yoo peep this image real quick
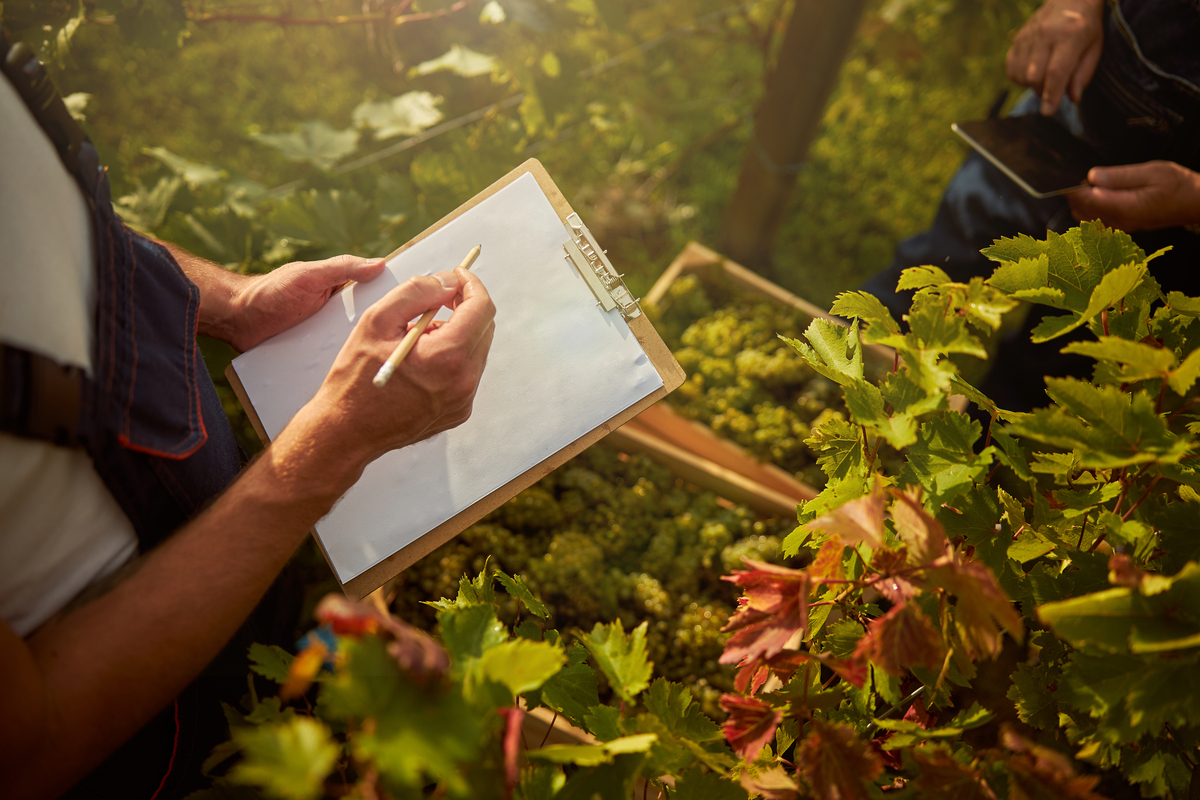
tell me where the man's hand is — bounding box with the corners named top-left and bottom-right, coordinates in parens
top-left (1006, 0), bottom-right (1104, 116)
top-left (282, 266), bottom-right (496, 488)
top-left (202, 254), bottom-right (388, 352)
top-left (1068, 161), bottom-right (1200, 232)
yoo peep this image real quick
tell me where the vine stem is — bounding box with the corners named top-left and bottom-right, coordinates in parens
top-left (1102, 308), bottom-right (1110, 337)
top-left (187, 0), bottom-right (475, 27)
top-left (538, 711), bottom-right (559, 748)
top-left (1122, 476), bottom-right (1162, 521)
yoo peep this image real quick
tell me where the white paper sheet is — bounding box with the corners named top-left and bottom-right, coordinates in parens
top-left (232, 172), bottom-right (664, 582)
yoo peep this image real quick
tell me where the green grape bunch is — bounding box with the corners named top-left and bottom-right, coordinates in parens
top-left (649, 274), bottom-right (850, 476)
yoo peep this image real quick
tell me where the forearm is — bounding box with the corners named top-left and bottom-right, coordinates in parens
top-left (158, 240), bottom-right (252, 345)
top-left (8, 407), bottom-right (366, 800)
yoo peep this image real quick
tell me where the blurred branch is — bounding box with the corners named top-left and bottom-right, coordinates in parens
top-left (185, 0), bottom-right (473, 27)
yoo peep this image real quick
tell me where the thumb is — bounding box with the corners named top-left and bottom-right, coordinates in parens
top-left (365, 271), bottom-right (463, 337)
top-left (1088, 163), bottom-right (1155, 190)
top-left (307, 254), bottom-right (388, 288)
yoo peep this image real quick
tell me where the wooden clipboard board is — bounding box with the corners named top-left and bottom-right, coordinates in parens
top-left (226, 158), bottom-right (684, 599)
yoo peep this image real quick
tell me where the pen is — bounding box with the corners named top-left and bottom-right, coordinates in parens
top-left (372, 244), bottom-right (482, 388)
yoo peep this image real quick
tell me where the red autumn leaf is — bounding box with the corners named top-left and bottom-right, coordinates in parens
top-left (902, 696), bottom-right (935, 729)
top-left (796, 718), bottom-right (883, 800)
top-left (930, 557), bottom-right (1024, 659)
top-left (733, 650), bottom-right (867, 695)
top-left (720, 693), bottom-right (783, 760)
top-left (721, 560), bottom-right (814, 665)
top-left (804, 476), bottom-right (888, 549)
top-left (810, 536), bottom-right (845, 582)
top-left (911, 747), bottom-right (998, 800)
top-left (740, 765), bottom-right (801, 799)
top-left (497, 706), bottom-right (524, 791)
top-left (889, 488), bottom-right (949, 565)
top-left (999, 728), bottom-right (1106, 800)
top-left (870, 548), bottom-right (921, 605)
top-left (852, 602), bottom-right (945, 677)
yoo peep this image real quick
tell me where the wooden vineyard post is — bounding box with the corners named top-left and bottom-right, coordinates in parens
top-left (718, 0), bottom-right (868, 274)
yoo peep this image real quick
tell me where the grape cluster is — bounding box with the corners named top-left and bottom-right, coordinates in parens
top-left (648, 274), bottom-right (849, 479)
top-left (389, 448), bottom-right (792, 708)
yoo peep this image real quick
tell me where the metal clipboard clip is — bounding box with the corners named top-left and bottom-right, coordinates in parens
top-left (562, 212), bottom-right (642, 321)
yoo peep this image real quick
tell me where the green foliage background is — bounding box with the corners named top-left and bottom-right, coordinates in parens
top-left (8, 0), bottom-right (1034, 306)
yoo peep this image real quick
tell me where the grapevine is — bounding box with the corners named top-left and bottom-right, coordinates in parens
top-left (389, 447), bottom-right (791, 715)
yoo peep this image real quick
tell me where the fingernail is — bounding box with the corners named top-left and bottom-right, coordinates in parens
top-left (1041, 99), bottom-right (1053, 116)
top-left (1090, 168), bottom-right (1106, 186)
top-left (436, 271), bottom-right (458, 290)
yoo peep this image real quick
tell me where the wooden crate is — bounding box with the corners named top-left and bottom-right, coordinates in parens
top-left (608, 242), bottom-right (896, 512)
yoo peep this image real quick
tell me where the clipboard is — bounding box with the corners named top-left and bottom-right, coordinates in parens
top-left (225, 159), bottom-right (684, 599)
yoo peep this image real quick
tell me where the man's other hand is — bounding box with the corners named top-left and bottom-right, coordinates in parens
top-left (1006, 0), bottom-right (1104, 116)
top-left (286, 267), bottom-right (496, 486)
top-left (1069, 161), bottom-right (1200, 232)
top-left (228, 255), bottom-right (388, 352)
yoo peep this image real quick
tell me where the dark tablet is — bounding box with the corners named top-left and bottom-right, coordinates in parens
top-left (952, 115), bottom-right (1105, 199)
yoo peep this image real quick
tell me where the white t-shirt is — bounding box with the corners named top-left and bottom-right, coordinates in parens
top-left (0, 76), bottom-right (138, 636)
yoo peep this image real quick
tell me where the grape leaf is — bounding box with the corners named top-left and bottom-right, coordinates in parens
top-left (437, 603), bottom-right (507, 670)
top-left (988, 253), bottom-right (1049, 294)
top-left (720, 693), bottom-right (782, 760)
top-left (911, 747), bottom-right (998, 800)
top-left (1010, 380), bottom-right (1189, 468)
top-left (248, 643), bottom-right (294, 685)
top-left (905, 299), bottom-right (987, 358)
top-left (252, 120), bottom-right (358, 170)
top-left (1060, 337), bottom-right (1175, 384)
top-left (583, 705), bottom-right (622, 742)
top-left (721, 561), bottom-right (814, 664)
top-left (583, 620), bottom-right (652, 703)
top-left (805, 417), bottom-right (867, 482)
top-left (931, 557), bottom-right (1024, 659)
top-left (1165, 290), bottom-right (1200, 317)
top-left (536, 645), bottom-right (599, 729)
top-left (644, 678), bottom-right (722, 742)
top-left (1168, 348), bottom-right (1200, 395)
top-left (1031, 262), bottom-right (1146, 342)
top-left (803, 477), bottom-right (887, 548)
top-left (983, 233), bottom-right (1048, 265)
top-left (229, 717), bottom-right (339, 800)
top-left (739, 765), bottom-right (800, 799)
top-left (1007, 662), bottom-right (1059, 729)
top-left (411, 44), bottom-right (498, 78)
top-left (515, 765), bottom-right (566, 800)
top-left (782, 319), bottom-right (864, 387)
top-left (1001, 729), bottom-right (1106, 800)
top-left (795, 718), bottom-right (883, 800)
top-left (852, 601), bottom-right (944, 676)
top-left (494, 570), bottom-right (550, 618)
top-left (144, 146), bottom-right (223, 189)
top-left (1037, 562), bottom-right (1200, 654)
top-left (352, 91), bottom-right (443, 139)
top-left (1071, 220), bottom-right (1144, 276)
top-left (900, 411), bottom-right (993, 504)
top-left (527, 734), bottom-right (657, 766)
top-left (672, 767), bottom-right (750, 800)
top-left (479, 639), bottom-right (565, 696)
top-left (829, 291), bottom-right (901, 336)
top-left (897, 265), bottom-right (952, 290)
top-left (890, 488), bottom-right (949, 565)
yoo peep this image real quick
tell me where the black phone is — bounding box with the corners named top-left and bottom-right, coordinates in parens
top-left (952, 115), bottom-right (1106, 199)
